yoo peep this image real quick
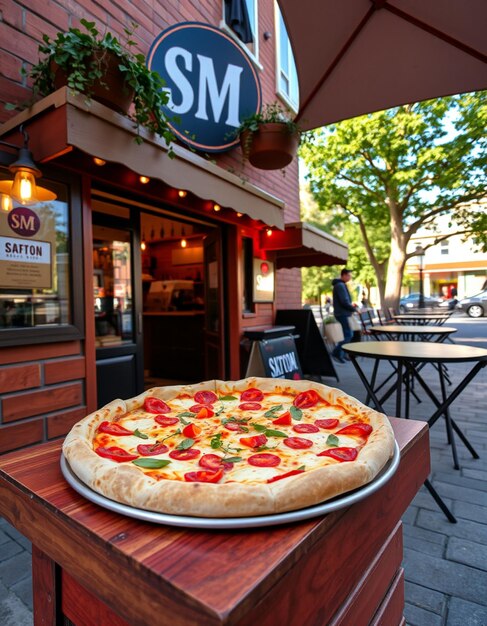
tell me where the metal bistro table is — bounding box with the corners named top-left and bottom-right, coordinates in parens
top-left (343, 341), bottom-right (487, 523)
top-left (393, 313), bottom-right (452, 326)
top-left (370, 325), bottom-right (457, 343)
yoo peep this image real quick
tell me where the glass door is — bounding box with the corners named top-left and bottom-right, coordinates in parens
top-left (93, 214), bottom-right (143, 407)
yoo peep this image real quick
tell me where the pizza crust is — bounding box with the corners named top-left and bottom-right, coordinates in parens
top-left (63, 377), bottom-right (395, 517)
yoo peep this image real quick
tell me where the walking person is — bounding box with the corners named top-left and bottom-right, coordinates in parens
top-left (332, 268), bottom-right (355, 363)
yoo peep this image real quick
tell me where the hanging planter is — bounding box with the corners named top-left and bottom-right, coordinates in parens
top-left (26, 19), bottom-right (176, 150)
top-left (50, 49), bottom-right (134, 115)
top-left (238, 102), bottom-right (300, 170)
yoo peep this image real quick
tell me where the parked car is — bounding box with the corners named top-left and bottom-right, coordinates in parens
top-left (456, 289), bottom-right (487, 318)
top-left (399, 293), bottom-right (443, 312)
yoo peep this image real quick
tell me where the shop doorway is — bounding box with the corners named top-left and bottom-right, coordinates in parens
top-left (140, 211), bottom-right (223, 387)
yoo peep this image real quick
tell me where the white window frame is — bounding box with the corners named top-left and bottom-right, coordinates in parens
top-left (274, 2), bottom-right (299, 112)
top-left (220, 0), bottom-right (261, 69)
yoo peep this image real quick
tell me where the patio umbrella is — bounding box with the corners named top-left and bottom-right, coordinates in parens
top-left (277, 0), bottom-right (487, 130)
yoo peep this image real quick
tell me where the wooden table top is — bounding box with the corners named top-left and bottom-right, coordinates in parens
top-left (343, 341), bottom-right (487, 362)
top-left (0, 418), bottom-right (426, 626)
top-left (371, 325), bottom-right (457, 335)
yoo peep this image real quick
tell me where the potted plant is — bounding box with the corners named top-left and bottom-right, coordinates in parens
top-left (237, 102), bottom-right (300, 170)
top-left (28, 19), bottom-right (175, 149)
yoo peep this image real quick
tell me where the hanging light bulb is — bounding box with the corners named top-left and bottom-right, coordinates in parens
top-left (0, 125), bottom-right (56, 204)
top-left (93, 157), bottom-right (106, 166)
top-left (236, 212), bottom-right (243, 217)
top-left (181, 238), bottom-right (187, 248)
top-left (266, 228), bottom-right (273, 237)
top-left (213, 203), bottom-right (221, 212)
top-left (140, 176), bottom-right (150, 184)
top-left (1, 193), bottom-right (13, 212)
top-left (141, 231), bottom-right (147, 251)
top-left (178, 190), bottom-right (187, 198)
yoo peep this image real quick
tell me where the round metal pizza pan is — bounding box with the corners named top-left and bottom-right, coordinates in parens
top-left (60, 441), bottom-right (400, 529)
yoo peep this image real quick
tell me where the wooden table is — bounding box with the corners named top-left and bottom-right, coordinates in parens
top-left (0, 418), bottom-right (428, 626)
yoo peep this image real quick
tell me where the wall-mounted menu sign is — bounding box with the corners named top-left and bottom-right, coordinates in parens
top-left (0, 235), bottom-right (52, 288)
top-left (253, 258), bottom-right (274, 302)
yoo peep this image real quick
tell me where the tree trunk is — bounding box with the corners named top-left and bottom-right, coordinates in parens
top-left (384, 247), bottom-right (406, 310)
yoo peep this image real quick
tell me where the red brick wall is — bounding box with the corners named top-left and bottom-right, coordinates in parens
top-left (0, 342), bottom-right (87, 453)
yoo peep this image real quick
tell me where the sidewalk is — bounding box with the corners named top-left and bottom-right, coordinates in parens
top-left (1, 318), bottom-right (486, 625)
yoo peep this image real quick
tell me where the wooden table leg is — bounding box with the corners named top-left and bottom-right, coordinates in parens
top-left (32, 545), bottom-right (61, 626)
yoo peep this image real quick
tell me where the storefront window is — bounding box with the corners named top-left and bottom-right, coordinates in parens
top-left (223, 0), bottom-right (258, 58)
top-left (0, 173), bottom-right (73, 331)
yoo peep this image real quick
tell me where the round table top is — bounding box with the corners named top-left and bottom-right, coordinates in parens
top-left (371, 325), bottom-right (457, 335)
top-left (343, 341), bottom-right (487, 362)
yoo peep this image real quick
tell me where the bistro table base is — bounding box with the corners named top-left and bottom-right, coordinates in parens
top-left (0, 419), bottom-right (428, 626)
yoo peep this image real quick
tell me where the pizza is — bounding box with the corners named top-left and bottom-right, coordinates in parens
top-left (62, 377), bottom-right (395, 518)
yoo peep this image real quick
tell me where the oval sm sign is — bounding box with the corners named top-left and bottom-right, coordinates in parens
top-left (7, 207), bottom-right (40, 237)
top-left (147, 22), bottom-right (261, 153)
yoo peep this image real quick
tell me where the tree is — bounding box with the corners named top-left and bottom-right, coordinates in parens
top-left (300, 92), bottom-right (487, 308)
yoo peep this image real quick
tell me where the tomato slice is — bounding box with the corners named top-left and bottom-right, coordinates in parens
top-left (224, 422), bottom-right (247, 433)
top-left (136, 443), bottom-right (169, 456)
top-left (98, 421), bottom-right (133, 436)
top-left (95, 446), bottom-right (138, 462)
top-left (155, 416), bottom-right (179, 427)
top-left (318, 447), bottom-right (358, 462)
top-left (238, 402), bottom-right (262, 411)
top-left (184, 468), bottom-right (224, 483)
top-left (195, 406), bottom-right (214, 419)
top-left (272, 411), bottom-right (292, 426)
top-left (248, 453), bottom-right (281, 467)
top-left (189, 403), bottom-right (213, 413)
top-left (335, 423), bottom-right (373, 438)
top-left (194, 390), bottom-right (218, 405)
top-left (293, 423), bottom-right (319, 434)
top-left (239, 434), bottom-right (268, 448)
top-left (293, 390), bottom-right (321, 409)
top-left (199, 454), bottom-right (232, 471)
top-left (283, 437), bottom-right (313, 449)
top-left (315, 419), bottom-right (339, 430)
top-left (169, 448), bottom-right (201, 460)
top-left (267, 468), bottom-right (305, 483)
top-left (240, 388), bottom-right (264, 402)
top-left (182, 423), bottom-right (202, 438)
top-left (144, 397), bottom-right (171, 414)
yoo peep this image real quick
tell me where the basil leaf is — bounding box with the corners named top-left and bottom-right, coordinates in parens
top-left (210, 434), bottom-right (223, 449)
top-left (215, 406), bottom-right (225, 416)
top-left (133, 429), bottom-right (148, 439)
top-left (290, 406), bottom-right (303, 421)
top-left (223, 456), bottom-right (242, 464)
top-left (265, 429), bottom-right (287, 438)
top-left (177, 411), bottom-right (196, 418)
top-left (264, 404), bottom-right (283, 417)
top-left (176, 438), bottom-right (195, 450)
top-left (297, 465), bottom-right (305, 471)
top-left (219, 395), bottom-right (237, 401)
top-left (178, 416), bottom-right (190, 425)
top-left (132, 458), bottom-right (171, 469)
top-left (253, 424), bottom-right (267, 432)
top-left (326, 434), bottom-right (339, 447)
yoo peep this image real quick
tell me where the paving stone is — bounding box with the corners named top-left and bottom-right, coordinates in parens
top-left (417, 509), bottom-right (487, 545)
top-left (0, 580), bottom-right (32, 626)
top-left (462, 467), bottom-right (487, 481)
top-left (446, 597), bottom-right (487, 626)
top-left (403, 547), bottom-right (487, 605)
top-left (432, 473), bottom-right (487, 494)
top-left (412, 490), bottom-right (453, 513)
top-left (451, 501), bottom-right (487, 525)
top-left (0, 553), bottom-right (31, 588)
top-left (0, 541), bottom-right (24, 562)
top-left (10, 577), bottom-right (33, 612)
top-left (433, 481), bottom-right (487, 507)
top-left (402, 505), bottom-right (418, 525)
top-left (0, 531), bottom-right (10, 546)
top-left (445, 536), bottom-right (487, 571)
top-left (2, 525), bottom-right (28, 545)
top-left (404, 601), bottom-right (443, 626)
top-left (404, 581), bottom-right (447, 616)
top-left (403, 533), bottom-right (445, 558)
top-left (402, 521), bottom-right (447, 546)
